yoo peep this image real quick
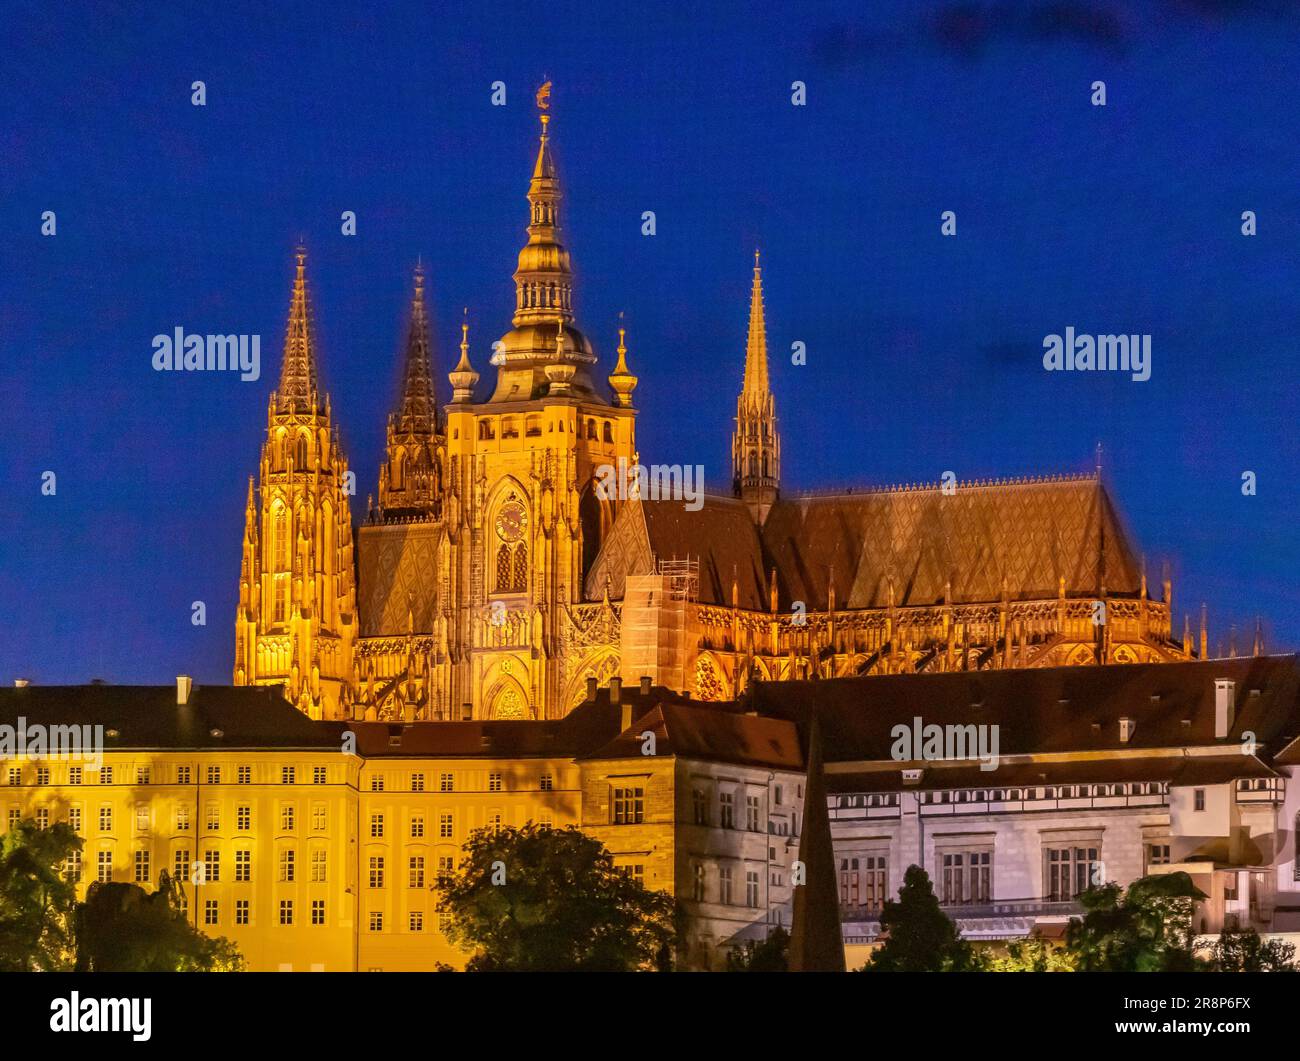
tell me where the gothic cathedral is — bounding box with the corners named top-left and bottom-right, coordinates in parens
top-left (236, 92), bottom-right (1205, 723)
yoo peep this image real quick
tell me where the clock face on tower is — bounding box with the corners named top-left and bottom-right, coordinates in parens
top-left (495, 500), bottom-right (527, 542)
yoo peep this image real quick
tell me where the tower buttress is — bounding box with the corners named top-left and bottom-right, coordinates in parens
top-left (732, 251), bottom-right (780, 522)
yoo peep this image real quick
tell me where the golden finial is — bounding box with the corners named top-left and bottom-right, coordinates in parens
top-left (536, 80), bottom-right (552, 111)
top-left (460, 306), bottom-right (469, 351)
top-left (608, 310), bottom-right (638, 408)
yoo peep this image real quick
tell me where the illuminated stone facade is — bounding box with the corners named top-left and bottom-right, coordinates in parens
top-left (234, 91), bottom-right (1204, 723)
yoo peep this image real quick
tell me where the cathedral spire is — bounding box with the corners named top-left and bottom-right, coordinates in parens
top-left (277, 244), bottom-right (320, 412)
top-left (514, 85), bottom-right (572, 329)
top-left (732, 251), bottom-right (781, 523)
top-left (392, 262), bottom-right (438, 435)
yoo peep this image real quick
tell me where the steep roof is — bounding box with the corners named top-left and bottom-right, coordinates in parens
top-left (0, 684), bottom-right (336, 750)
top-left (586, 474), bottom-right (1145, 611)
top-left (744, 654), bottom-right (1300, 763)
top-left (580, 703), bottom-right (802, 770)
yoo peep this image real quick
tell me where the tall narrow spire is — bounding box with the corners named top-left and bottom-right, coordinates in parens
top-left (732, 250), bottom-right (781, 523)
top-left (393, 263), bottom-right (437, 435)
top-left (742, 249), bottom-right (770, 396)
top-left (277, 244), bottom-right (319, 411)
top-left (449, 309), bottom-right (479, 403)
top-left (607, 312), bottom-right (638, 407)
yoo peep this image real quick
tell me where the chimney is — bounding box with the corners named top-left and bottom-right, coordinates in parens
top-left (1215, 679), bottom-right (1235, 738)
top-left (13, 678), bottom-right (29, 689)
top-left (640, 675), bottom-right (652, 696)
top-left (609, 677), bottom-right (622, 704)
top-left (620, 702), bottom-right (633, 732)
top-left (461, 702), bottom-right (473, 721)
top-left (586, 676), bottom-right (598, 702)
top-left (1119, 717), bottom-right (1135, 743)
top-left (176, 675), bottom-right (193, 705)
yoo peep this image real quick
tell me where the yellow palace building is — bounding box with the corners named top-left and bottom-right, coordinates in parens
top-left (232, 88), bottom-right (1205, 726)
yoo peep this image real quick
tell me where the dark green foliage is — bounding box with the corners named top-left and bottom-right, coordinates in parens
top-left (1065, 872), bottom-right (1206, 971)
top-left (436, 823), bottom-right (678, 971)
top-left (0, 819), bottom-right (81, 970)
top-left (727, 926), bottom-right (790, 971)
top-left (861, 864), bottom-right (976, 972)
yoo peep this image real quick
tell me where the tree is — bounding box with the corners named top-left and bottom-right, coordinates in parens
top-left (0, 819), bottom-right (81, 971)
top-left (1065, 872), bottom-right (1206, 972)
top-left (74, 873), bottom-right (244, 971)
top-left (727, 926), bottom-right (790, 971)
top-left (861, 865), bottom-right (976, 972)
top-left (982, 936), bottom-right (1076, 972)
top-left (1207, 927), bottom-right (1296, 972)
top-left (436, 823), bottom-right (678, 971)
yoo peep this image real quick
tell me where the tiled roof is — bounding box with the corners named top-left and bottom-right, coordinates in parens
top-left (580, 703), bottom-right (802, 770)
top-left (0, 684), bottom-right (337, 749)
top-left (587, 474), bottom-right (1145, 611)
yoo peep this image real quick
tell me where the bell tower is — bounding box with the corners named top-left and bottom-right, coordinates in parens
top-left (234, 246), bottom-right (358, 720)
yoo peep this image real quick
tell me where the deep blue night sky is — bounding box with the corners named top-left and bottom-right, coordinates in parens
top-left (1, 0), bottom-right (1296, 685)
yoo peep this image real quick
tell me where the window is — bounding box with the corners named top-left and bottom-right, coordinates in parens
top-left (611, 786), bottom-right (645, 825)
top-left (134, 849), bottom-right (150, 883)
top-left (411, 772), bottom-right (424, 793)
top-left (692, 788), bottom-right (709, 826)
top-left (720, 792), bottom-right (734, 830)
top-left (941, 850), bottom-right (991, 905)
top-left (746, 870), bottom-right (760, 908)
top-left (369, 856), bottom-right (384, 889)
top-left (437, 854), bottom-right (455, 884)
top-left (313, 766), bottom-right (327, 785)
top-left (693, 864), bottom-right (706, 902)
top-left (173, 849), bottom-right (190, 883)
top-left (97, 851), bottom-right (112, 883)
top-left (204, 900), bottom-right (219, 926)
top-left (746, 794), bottom-right (761, 832)
top-left (7, 807), bottom-right (19, 830)
top-left (237, 806), bottom-right (250, 831)
top-left (69, 807), bottom-right (81, 832)
top-left (69, 767), bottom-right (83, 786)
top-left (863, 855), bottom-right (887, 911)
top-left (439, 773), bottom-right (454, 793)
top-left (205, 805), bottom-right (219, 831)
top-left (101, 767), bottom-right (113, 784)
top-left (489, 772), bottom-right (502, 792)
top-left (720, 866), bottom-right (733, 905)
top-left (489, 812), bottom-right (503, 834)
top-left (370, 813), bottom-right (384, 839)
top-left (311, 849), bottom-right (327, 883)
top-left (369, 911), bottom-right (383, 932)
top-left (409, 911), bottom-right (424, 932)
top-left (539, 773), bottom-right (553, 792)
top-left (311, 804), bottom-right (326, 831)
top-left (1046, 846), bottom-right (1099, 902)
top-left (65, 849), bottom-right (82, 883)
top-left (1148, 843), bottom-right (1171, 866)
top-left (1194, 788), bottom-right (1206, 812)
top-left (371, 776), bottom-right (384, 792)
top-left (279, 900), bottom-right (294, 926)
top-left (7, 767), bottom-right (20, 786)
top-left (176, 804), bottom-right (190, 832)
top-left (175, 766), bottom-right (189, 785)
top-left (36, 767), bottom-right (50, 786)
top-left (136, 767), bottom-right (149, 785)
top-left (311, 899), bottom-right (325, 925)
top-left (98, 806), bottom-right (112, 831)
top-left (281, 805), bottom-right (296, 832)
top-left (513, 544), bottom-right (527, 591)
top-left (840, 858), bottom-right (861, 906)
top-left (410, 815), bottom-right (424, 839)
top-left (203, 849), bottom-right (220, 883)
top-left (235, 849), bottom-right (251, 882)
top-left (774, 784), bottom-right (783, 806)
top-left (439, 813), bottom-right (453, 838)
top-left (206, 766), bottom-right (220, 785)
top-left (237, 765), bottom-right (251, 785)
top-left (409, 855), bottom-right (425, 888)
top-left (35, 807), bottom-right (48, 829)
top-left (282, 766), bottom-right (296, 785)
top-left (235, 899), bottom-right (249, 925)
top-left (279, 849), bottom-right (295, 882)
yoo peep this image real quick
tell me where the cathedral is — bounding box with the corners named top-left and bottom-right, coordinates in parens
top-left (233, 93), bottom-right (1203, 723)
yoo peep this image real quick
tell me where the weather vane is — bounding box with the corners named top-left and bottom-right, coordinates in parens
top-left (536, 80), bottom-right (551, 111)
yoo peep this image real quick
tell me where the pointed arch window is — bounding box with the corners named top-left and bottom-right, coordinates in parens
top-left (296, 434), bottom-right (309, 469)
top-left (496, 544), bottom-right (513, 592)
top-left (513, 544), bottom-right (528, 592)
top-left (274, 507), bottom-right (289, 570)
